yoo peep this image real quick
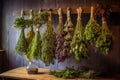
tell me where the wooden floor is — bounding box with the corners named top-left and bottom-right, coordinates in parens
top-left (0, 67), bottom-right (119, 80)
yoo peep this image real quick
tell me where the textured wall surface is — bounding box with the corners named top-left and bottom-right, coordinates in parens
top-left (1, 0), bottom-right (120, 74)
top-left (0, 1), bottom-right (3, 49)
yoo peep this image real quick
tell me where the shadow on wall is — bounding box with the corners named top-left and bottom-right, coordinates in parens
top-left (1, 51), bottom-right (9, 72)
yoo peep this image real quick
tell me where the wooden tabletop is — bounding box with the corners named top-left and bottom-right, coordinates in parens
top-left (0, 67), bottom-right (114, 80)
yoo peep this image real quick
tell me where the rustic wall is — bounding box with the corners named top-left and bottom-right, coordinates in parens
top-left (1, 0), bottom-right (120, 74)
top-left (0, 1), bottom-right (3, 49)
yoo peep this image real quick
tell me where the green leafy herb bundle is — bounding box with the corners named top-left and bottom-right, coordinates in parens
top-left (15, 28), bottom-right (27, 55)
top-left (50, 67), bottom-right (103, 79)
top-left (26, 25), bottom-right (35, 48)
top-left (84, 7), bottom-right (101, 44)
top-left (33, 11), bottom-right (49, 27)
top-left (28, 29), bottom-right (41, 60)
top-left (95, 17), bottom-right (113, 54)
top-left (27, 11), bottom-right (49, 60)
top-left (41, 11), bottom-right (55, 66)
top-left (14, 17), bottom-right (27, 29)
top-left (14, 10), bottom-right (27, 55)
top-left (70, 8), bottom-right (89, 61)
top-left (25, 10), bottom-right (35, 61)
top-left (25, 26), bottom-right (35, 61)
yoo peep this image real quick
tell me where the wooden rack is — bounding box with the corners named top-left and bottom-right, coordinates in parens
top-left (13, 5), bottom-right (120, 16)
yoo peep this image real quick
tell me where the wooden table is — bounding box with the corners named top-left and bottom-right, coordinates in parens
top-left (0, 67), bottom-right (115, 80)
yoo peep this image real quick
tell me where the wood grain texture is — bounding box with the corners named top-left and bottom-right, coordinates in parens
top-left (43, 0), bottom-right (56, 9)
top-left (56, 0), bottom-right (85, 8)
top-left (0, 67), bottom-right (114, 80)
top-left (56, 0), bottom-right (71, 8)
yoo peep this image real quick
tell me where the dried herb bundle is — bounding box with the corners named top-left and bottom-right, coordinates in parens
top-left (33, 11), bottom-right (49, 27)
top-left (25, 26), bottom-right (35, 61)
top-left (14, 10), bottom-right (27, 55)
top-left (15, 28), bottom-right (27, 55)
top-left (84, 7), bottom-right (101, 44)
top-left (27, 11), bottom-right (49, 60)
top-left (14, 17), bottom-right (26, 29)
top-left (28, 29), bottom-right (41, 60)
top-left (62, 8), bottom-right (74, 61)
top-left (70, 8), bottom-right (89, 61)
top-left (41, 11), bottom-right (55, 66)
top-left (25, 10), bottom-right (35, 61)
top-left (55, 8), bottom-right (66, 62)
top-left (95, 17), bottom-right (113, 54)
top-left (26, 26), bottom-right (35, 47)
top-left (94, 4), bottom-right (113, 54)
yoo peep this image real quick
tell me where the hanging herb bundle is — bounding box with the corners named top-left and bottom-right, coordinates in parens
top-left (25, 10), bottom-right (35, 61)
top-left (33, 10), bottom-right (49, 26)
top-left (55, 8), bottom-right (66, 62)
top-left (61, 8), bottom-right (74, 61)
top-left (14, 10), bottom-right (27, 55)
top-left (84, 6), bottom-right (101, 44)
top-left (41, 11), bottom-right (55, 66)
top-left (26, 22), bottom-right (34, 47)
top-left (25, 23), bottom-right (35, 61)
top-left (26, 10), bottom-right (34, 45)
top-left (14, 17), bottom-right (26, 29)
top-left (95, 17), bottom-right (113, 54)
top-left (70, 8), bottom-right (89, 61)
top-left (28, 28), bottom-right (41, 60)
top-left (27, 10), bottom-right (49, 60)
top-left (94, 4), bottom-right (113, 54)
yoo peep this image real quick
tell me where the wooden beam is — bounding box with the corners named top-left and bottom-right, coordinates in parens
top-left (13, 5), bottom-right (120, 16)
